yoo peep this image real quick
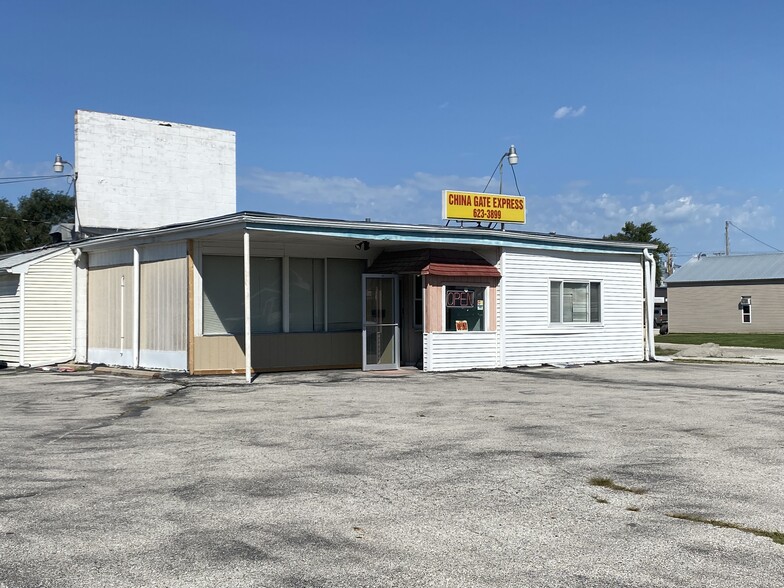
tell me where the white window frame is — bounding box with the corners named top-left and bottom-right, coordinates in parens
top-left (740, 301), bottom-right (752, 324)
top-left (549, 280), bottom-right (603, 325)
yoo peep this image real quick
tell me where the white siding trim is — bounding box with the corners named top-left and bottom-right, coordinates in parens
top-left (88, 347), bottom-right (134, 368)
top-left (139, 350), bottom-right (187, 371)
top-left (133, 248), bottom-right (140, 368)
top-left (18, 273), bottom-right (25, 366)
top-left (423, 332), bottom-right (498, 372)
top-left (139, 241), bottom-right (187, 263)
top-left (88, 249), bottom-right (134, 268)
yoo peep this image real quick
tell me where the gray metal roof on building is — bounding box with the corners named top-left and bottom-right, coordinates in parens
top-left (0, 244), bottom-right (71, 272)
top-left (666, 253), bottom-right (784, 284)
top-left (73, 211), bottom-right (654, 256)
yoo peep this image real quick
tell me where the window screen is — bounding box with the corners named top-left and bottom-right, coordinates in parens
top-left (550, 281), bottom-right (601, 324)
top-left (289, 258), bottom-right (324, 332)
top-left (202, 255), bottom-right (363, 335)
top-left (202, 255), bottom-right (282, 334)
top-left (327, 259), bottom-right (364, 331)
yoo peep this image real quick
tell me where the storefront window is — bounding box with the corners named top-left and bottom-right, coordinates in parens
top-left (202, 255), bottom-right (363, 335)
top-left (202, 256), bottom-right (282, 334)
top-left (289, 258), bottom-right (324, 332)
top-left (445, 286), bottom-right (486, 331)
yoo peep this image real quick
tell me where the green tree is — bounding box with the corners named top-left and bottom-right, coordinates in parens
top-left (0, 198), bottom-right (25, 253)
top-left (603, 221), bottom-right (670, 285)
top-left (0, 189), bottom-right (75, 253)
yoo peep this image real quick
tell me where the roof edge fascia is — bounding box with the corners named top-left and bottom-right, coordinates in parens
top-left (1, 245), bottom-right (74, 274)
top-left (72, 212), bottom-right (650, 256)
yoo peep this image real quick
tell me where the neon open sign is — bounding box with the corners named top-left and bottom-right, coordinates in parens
top-left (446, 289), bottom-right (475, 308)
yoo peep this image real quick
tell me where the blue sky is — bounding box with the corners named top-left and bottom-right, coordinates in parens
top-left (2, 0), bottom-right (782, 263)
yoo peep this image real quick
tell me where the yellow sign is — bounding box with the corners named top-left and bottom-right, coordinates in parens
top-left (442, 190), bottom-right (526, 224)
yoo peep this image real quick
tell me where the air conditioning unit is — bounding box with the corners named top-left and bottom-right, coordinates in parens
top-left (740, 296), bottom-right (752, 306)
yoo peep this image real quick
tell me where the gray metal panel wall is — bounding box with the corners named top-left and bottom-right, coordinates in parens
top-left (87, 265), bottom-right (134, 366)
top-left (139, 257), bottom-right (187, 369)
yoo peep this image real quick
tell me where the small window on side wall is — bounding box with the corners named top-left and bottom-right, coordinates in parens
top-left (740, 296), bottom-right (752, 324)
top-left (550, 281), bottom-right (602, 323)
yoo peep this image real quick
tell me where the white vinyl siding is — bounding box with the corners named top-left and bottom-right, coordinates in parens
top-left (0, 274), bottom-right (20, 364)
top-left (423, 332), bottom-right (498, 371)
top-left (501, 249), bottom-right (644, 366)
top-left (22, 252), bottom-right (75, 366)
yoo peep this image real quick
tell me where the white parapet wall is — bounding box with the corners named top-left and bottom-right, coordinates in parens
top-left (74, 110), bottom-right (236, 230)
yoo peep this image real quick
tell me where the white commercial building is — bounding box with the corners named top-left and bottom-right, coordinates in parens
top-left (72, 212), bottom-right (658, 379)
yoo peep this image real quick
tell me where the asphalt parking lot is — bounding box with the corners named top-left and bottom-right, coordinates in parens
top-left (1, 362), bottom-right (782, 587)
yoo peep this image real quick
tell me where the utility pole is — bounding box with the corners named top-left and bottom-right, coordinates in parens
top-left (667, 251), bottom-right (673, 276)
top-left (725, 220), bottom-right (730, 256)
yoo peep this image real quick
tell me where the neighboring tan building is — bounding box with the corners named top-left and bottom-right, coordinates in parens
top-left (666, 253), bottom-right (784, 333)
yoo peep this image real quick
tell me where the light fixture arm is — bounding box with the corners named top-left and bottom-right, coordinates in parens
top-left (53, 154), bottom-right (80, 233)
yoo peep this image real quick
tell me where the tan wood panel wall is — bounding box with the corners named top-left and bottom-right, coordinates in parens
top-left (193, 331), bottom-right (362, 373)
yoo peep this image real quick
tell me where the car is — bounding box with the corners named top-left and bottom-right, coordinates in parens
top-left (654, 307), bottom-right (668, 328)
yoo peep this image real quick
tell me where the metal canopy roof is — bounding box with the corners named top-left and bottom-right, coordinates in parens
top-left (666, 253), bottom-right (784, 284)
top-left (367, 249), bottom-right (502, 277)
top-left (72, 211), bottom-right (652, 256)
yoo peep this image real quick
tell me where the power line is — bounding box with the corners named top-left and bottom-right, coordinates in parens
top-left (0, 175), bottom-right (68, 186)
top-left (0, 215), bottom-right (69, 225)
top-left (728, 221), bottom-right (783, 253)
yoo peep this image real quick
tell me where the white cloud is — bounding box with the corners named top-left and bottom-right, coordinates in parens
top-left (523, 184), bottom-right (781, 258)
top-left (239, 168), bottom-right (780, 257)
top-left (553, 105), bottom-right (587, 119)
top-left (239, 168), bottom-right (489, 225)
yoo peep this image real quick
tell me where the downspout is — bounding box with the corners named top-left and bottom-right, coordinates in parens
top-left (133, 248), bottom-right (140, 368)
top-left (243, 231), bottom-right (252, 383)
top-left (18, 272), bottom-right (25, 366)
top-left (70, 248), bottom-right (82, 363)
top-left (642, 248), bottom-right (657, 361)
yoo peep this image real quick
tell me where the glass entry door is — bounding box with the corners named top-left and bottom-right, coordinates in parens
top-left (362, 274), bottom-right (399, 370)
